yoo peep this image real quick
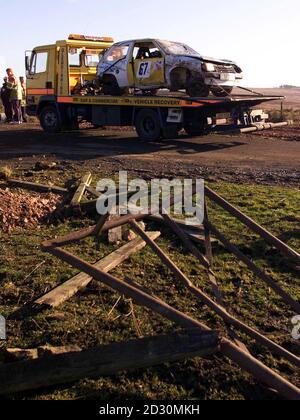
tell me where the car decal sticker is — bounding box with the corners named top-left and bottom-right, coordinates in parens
top-left (137, 62), bottom-right (151, 79)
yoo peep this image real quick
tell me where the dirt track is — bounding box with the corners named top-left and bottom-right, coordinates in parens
top-left (0, 123), bottom-right (299, 186)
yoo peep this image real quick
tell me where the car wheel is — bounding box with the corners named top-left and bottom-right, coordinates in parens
top-left (211, 87), bottom-right (233, 97)
top-left (135, 109), bottom-right (162, 141)
top-left (186, 78), bottom-right (210, 97)
top-left (39, 106), bottom-right (62, 133)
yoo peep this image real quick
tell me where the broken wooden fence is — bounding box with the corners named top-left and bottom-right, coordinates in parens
top-left (3, 182), bottom-right (299, 399)
top-left (36, 199), bottom-right (300, 399)
top-left (38, 215), bottom-right (300, 399)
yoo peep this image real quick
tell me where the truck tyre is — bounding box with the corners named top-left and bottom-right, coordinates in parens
top-left (135, 109), bottom-right (161, 141)
top-left (211, 87), bottom-right (233, 97)
top-left (39, 106), bottom-right (62, 133)
top-left (187, 78), bottom-right (210, 97)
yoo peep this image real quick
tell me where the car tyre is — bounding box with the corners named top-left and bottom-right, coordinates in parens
top-left (187, 78), bottom-right (210, 97)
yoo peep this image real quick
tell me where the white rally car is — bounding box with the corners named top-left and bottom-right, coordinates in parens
top-left (97, 39), bottom-right (243, 97)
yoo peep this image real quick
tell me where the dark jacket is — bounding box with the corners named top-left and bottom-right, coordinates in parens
top-left (0, 83), bottom-right (11, 104)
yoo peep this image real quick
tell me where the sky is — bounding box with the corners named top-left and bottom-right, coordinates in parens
top-left (0, 0), bottom-right (299, 87)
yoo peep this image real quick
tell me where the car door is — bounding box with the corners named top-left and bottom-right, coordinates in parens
top-left (132, 42), bottom-right (165, 89)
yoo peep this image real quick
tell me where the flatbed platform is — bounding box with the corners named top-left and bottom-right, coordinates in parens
top-left (56, 92), bottom-right (285, 109)
top-left (29, 87), bottom-right (287, 140)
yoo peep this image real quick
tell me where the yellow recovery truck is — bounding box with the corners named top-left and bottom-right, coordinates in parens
top-left (26, 34), bottom-right (286, 140)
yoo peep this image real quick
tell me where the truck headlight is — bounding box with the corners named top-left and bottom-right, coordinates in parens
top-left (203, 63), bottom-right (215, 72)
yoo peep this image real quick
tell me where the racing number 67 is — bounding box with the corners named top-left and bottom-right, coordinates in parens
top-left (138, 62), bottom-right (150, 77)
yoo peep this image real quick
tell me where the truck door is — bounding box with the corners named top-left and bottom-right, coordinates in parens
top-left (132, 42), bottom-right (165, 89)
top-left (26, 50), bottom-right (52, 100)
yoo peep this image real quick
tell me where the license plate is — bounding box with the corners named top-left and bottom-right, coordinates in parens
top-left (220, 73), bottom-right (235, 81)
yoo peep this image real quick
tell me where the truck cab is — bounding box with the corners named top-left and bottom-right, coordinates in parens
top-left (25, 34), bottom-right (114, 116)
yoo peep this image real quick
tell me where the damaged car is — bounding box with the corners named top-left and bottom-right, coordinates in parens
top-left (97, 39), bottom-right (243, 97)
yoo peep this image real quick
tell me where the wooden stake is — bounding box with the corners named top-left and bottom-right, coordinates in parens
top-left (71, 173), bottom-right (92, 206)
top-left (7, 179), bottom-right (68, 195)
top-left (204, 201), bottom-right (213, 266)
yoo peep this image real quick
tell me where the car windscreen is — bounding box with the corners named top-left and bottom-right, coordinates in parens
top-left (158, 40), bottom-right (201, 57)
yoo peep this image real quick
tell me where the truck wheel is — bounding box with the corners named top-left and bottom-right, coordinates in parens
top-left (135, 109), bottom-right (162, 141)
top-left (39, 106), bottom-right (62, 133)
top-left (211, 87), bottom-right (233, 97)
top-left (187, 78), bottom-right (210, 97)
top-left (184, 121), bottom-right (207, 137)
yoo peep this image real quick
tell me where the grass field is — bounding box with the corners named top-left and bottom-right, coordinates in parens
top-left (0, 179), bottom-right (299, 400)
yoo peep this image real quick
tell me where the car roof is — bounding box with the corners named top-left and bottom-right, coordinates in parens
top-left (113, 39), bottom-right (160, 45)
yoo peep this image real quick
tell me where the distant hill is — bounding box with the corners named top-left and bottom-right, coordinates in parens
top-left (279, 85), bottom-right (300, 89)
top-left (233, 87), bottom-right (300, 110)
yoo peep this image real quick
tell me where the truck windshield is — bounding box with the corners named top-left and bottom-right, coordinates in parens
top-left (85, 50), bottom-right (103, 67)
top-left (69, 48), bottom-right (103, 68)
top-left (158, 40), bottom-right (201, 57)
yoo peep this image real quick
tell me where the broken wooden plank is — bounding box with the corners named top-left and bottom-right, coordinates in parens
top-left (204, 201), bottom-right (213, 266)
top-left (71, 172), bottom-right (92, 206)
top-left (72, 189), bottom-right (134, 214)
top-left (85, 185), bottom-right (101, 198)
top-left (146, 214), bottom-right (204, 231)
top-left (187, 232), bottom-right (217, 245)
top-left (7, 179), bottom-right (68, 195)
top-left (0, 330), bottom-right (219, 395)
top-left (38, 345), bottom-right (82, 358)
top-left (145, 214), bottom-right (217, 245)
top-left (35, 231), bottom-right (161, 309)
top-left (1, 345), bottom-right (82, 363)
top-left (0, 348), bottom-right (38, 363)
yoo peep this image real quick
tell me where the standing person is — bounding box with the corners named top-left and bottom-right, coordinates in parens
top-left (20, 77), bottom-right (27, 123)
top-left (6, 68), bottom-right (23, 124)
top-left (0, 77), bottom-right (13, 123)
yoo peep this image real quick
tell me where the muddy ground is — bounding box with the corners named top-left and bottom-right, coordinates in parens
top-left (0, 123), bottom-right (299, 187)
